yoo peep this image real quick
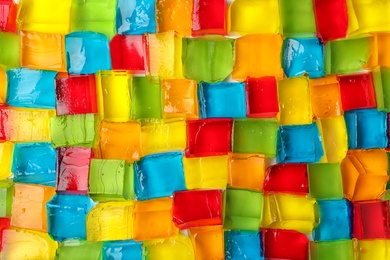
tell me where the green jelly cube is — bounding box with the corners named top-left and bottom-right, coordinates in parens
top-left (131, 76), bottom-right (162, 119)
top-left (373, 67), bottom-right (390, 112)
top-left (0, 32), bottom-right (20, 68)
top-left (325, 36), bottom-right (373, 74)
top-left (50, 114), bottom-right (98, 148)
top-left (308, 163), bottom-right (344, 199)
top-left (310, 240), bottom-right (354, 260)
top-left (279, 0), bottom-right (316, 37)
top-left (223, 188), bottom-right (263, 231)
top-left (89, 159), bottom-right (134, 201)
top-left (70, 0), bottom-right (116, 39)
top-left (0, 180), bottom-right (14, 217)
top-left (56, 240), bottom-right (103, 260)
top-left (232, 118), bottom-right (278, 158)
top-left (182, 36), bottom-right (234, 83)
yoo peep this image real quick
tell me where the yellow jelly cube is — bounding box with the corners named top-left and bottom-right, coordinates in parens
top-left (346, 0), bottom-right (359, 34)
top-left (0, 68), bottom-right (6, 103)
top-left (189, 226), bottom-right (224, 260)
top-left (143, 234), bottom-right (195, 260)
top-left (86, 201), bottom-right (134, 241)
top-left (183, 155), bottom-right (228, 189)
top-left (355, 239), bottom-right (390, 260)
top-left (262, 193), bottom-right (319, 234)
top-left (369, 33), bottom-right (390, 68)
top-left (277, 77), bottom-right (313, 125)
top-left (0, 142), bottom-right (13, 180)
top-left (96, 70), bottom-right (131, 122)
top-left (349, 0), bottom-right (390, 34)
top-left (156, 0), bottom-right (192, 36)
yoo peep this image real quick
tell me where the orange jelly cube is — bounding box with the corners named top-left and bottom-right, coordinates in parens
top-left (189, 226), bottom-right (224, 260)
top-left (156, 0), bottom-right (193, 36)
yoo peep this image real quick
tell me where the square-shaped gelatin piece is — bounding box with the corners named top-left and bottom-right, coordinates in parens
top-left (308, 163), bottom-right (344, 199)
top-left (55, 74), bottom-right (97, 116)
top-left (189, 226), bottom-right (224, 260)
top-left (20, 31), bottom-right (66, 72)
top-left (263, 229), bottom-right (308, 260)
top-left (131, 76), bottom-right (161, 119)
top-left (110, 35), bottom-right (146, 73)
top-left (156, 0), bottom-right (192, 36)
top-left (116, 0), bottom-right (156, 35)
top-left (0, 217), bottom-right (10, 250)
top-left (0, 32), bottom-right (20, 68)
top-left (198, 82), bottom-right (246, 118)
top-left (224, 231), bottom-right (263, 260)
top-left (56, 147), bottom-right (94, 195)
top-left (263, 163), bottom-right (308, 194)
top-left (161, 79), bottom-right (198, 119)
top-left (232, 34), bottom-right (283, 81)
top-left (0, 180), bottom-right (14, 217)
top-left (373, 67), bottom-right (390, 112)
top-left (102, 240), bottom-right (142, 260)
top-left (279, 0), bottom-right (316, 37)
top-left (0, 0), bottom-right (17, 32)
top-left (65, 32), bottom-right (111, 74)
top-left (0, 142), bottom-right (13, 180)
top-left (0, 68), bottom-right (6, 103)
top-left (192, 0), bottom-right (226, 36)
top-left (309, 240), bottom-right (354, 260)
top-left (310, 76), bottom-right (343, 118)
top-left (172, 190), bottom-right (223, 229)
top-left (55, 240), bottom-right (103, 260)
top-left (355, 240), bottom-right (390, 260)
top-left (16, 0), bottom-right (71, 34)
top-left (143, 234), bottom-right (195, 259)
top-left (349, 0), bottom-right (390, 34)
top-left (133, 197), bottom-right (178, 241)
top-left (99, 121), bottom-right (141, 162)
top-left (245, 76), bottom-right (279, 118)
top-left (186, 118), bottom-right (233, 157)
top-left (11, 183), bottom-right (55, 232)
top-left (376, 33), bottom-right (390, 67)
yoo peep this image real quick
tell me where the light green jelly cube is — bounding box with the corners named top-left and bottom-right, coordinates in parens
top-left (0, 32), bottom-right (20, 68)
top-left (0, 180), bottom-right (14, 217)
top-left (308, 163), bottom-right (344, 199)
top-left (56, 240), bottom-right (103, 260)
top-left (279, 0), bottom-right (316, 37)
top-left (373, 67), bottom-right (390, 112)
top-left (131, 76), bottom-right (162, 119)
top-left (310, 240), bottom-right (354, 260)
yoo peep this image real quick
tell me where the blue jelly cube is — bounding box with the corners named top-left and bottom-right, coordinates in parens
top-left (225, 231), bottom-right (263, 260)
top-left (6, 68), bottom-right (56, 109)
top-left (134, 151), bottom-right (186, 200)
top-left (277, 123), bottom-right (324, 163)
top-left (116, 0), bottom-right (156, 34)
top-left (102, 240), bottom-right (142, 260)
top-left (66, 32), bottom-right (112, 74)
top-left (282, 37), bottom-right (325, 78)
top-left (313, 199), bottom-right (352, 241)
top-left (344, 109), bottom-right (388, 149)
top-left (12, 143), bottom-right (56, 186)
top-left (47, 194), bottom-right (95, 241)
top-left (198, 82), bottom-right (246, 118)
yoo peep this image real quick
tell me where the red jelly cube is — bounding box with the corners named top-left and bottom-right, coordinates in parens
top-left (0, 0), bottom-right (17, 32)
top-left (0, 105), bottom-right (7, 141)
top-left (338, 72), bottom-right (377, 111)
top-left (192, 0), bottom-right (227, 36)
top-left (56, 147), bottom-right (94, 194)
top-left (314, 0), bottom-right (348, 42)
top-left (172, 190), bottom-right (223, 229)
top-left (246, 76), bottom-right (279, 118)
top-left (0, 218), bottom-right (10, 250)
top-left (263, 229), bottom-right (309, 260)
top-left (110, 34), bottom-right (146, 73)
top-left (353, 200), bottom-right (390, 239)
top-left (186, 118), bottom-right (233, 157)
top-left (55, 74), bottom-right (98, 116)
top-left (263, 164), bottom-right (309, 194)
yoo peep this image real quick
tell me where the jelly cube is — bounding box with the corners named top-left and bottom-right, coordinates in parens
top-left (373, 67), bottom-right (390, 111)
top-left (223, 188), bottom-right (263, 231)
top-left (47, 194), bottom-right (95, 241)
top-left (341, 149), bottom-right (389, 201)
top-left (0, 0), bottom-right (17, 32)
top-left (143, 234), bottom-right (195, 260)
top-left (282, 37), bottom-right (325, 78)
top-left (161, 79), bottom-right (198, 119)
top-left (183, 155), bottom-right (228, 189)
top-left (98, 121), bottom-right (141, 162)
top-left (70, 0), bottom-right (117, 39)
top-left (6, 68), bottom-right (56, 109)
top-left (57, 147), bottom-right (94, 195)
top-left (189, 226), bottom-right (224, 260)
top-left (156, 0), bottom-right (192, 35)
top-left (16, 0), bottom-right (71, 34)
top-left (376, 33), bottom-right (390, 67)
top-left (133, 197), bottom-right (178, 241)
top-left (186, 118), bottom-right (233, 157)
top-left (102, 240), bottom-right (142, 260)
top-left (0, 180), bottom-right (13, 217)
top-left (310, 76), bottom-right (343, 118)
top-left (192, 0), bottom-right (226, 36)
top-left (277, 77), bottom-right (312, 125)
top-left (309, 240), bottom-right (354, 260)
top-left (0, 141), bottom-right (13, 180)
top-left (86, 201), bottom-right (134, 241)
top-left (96, 70), bottom-right (131, 122)
top-left (20, 31), bottom-right (66, 72)
top-left (198, 82), bottom-right (246, 118)
top-left (232, 34), bottom-right (283, 80)
top-left (263, 163), bottom-right (308, 194)
top-left (263, 229), bottom-right (308, 260)
top-left (245, 77), bottom-right (279, 118)
top-left (56, 240), bottom-right (103, 260)
top-left (50, 114), bottom-right (98, 148)
top-left (224, 231), bottom-right (263, 260)
top-left (279, 0), bottom-right (316, 37)
top-left (11, 183), bottom-right (56, 232)
top-left (0, 68), bottom-right (6, 103)
top-left (172, 190), bottom-right (223, 229)
top-left (66, 32), bottom-right (111, 74)
top-left (134, 152), bottom-right (186, 200)
top-left (12, 142), bottom-right (56, 186)
top-left (55, 74), bottom-right (98, 116)
top-left (276, 123), bottom-right (324, 164)
top-left (110, 35), bottom-right (146, 73)
top-left (228, 153), bottom-right (265, 191)
top-left (308, 163), bottom-right (344, 199)
top-left (0, 217), bottom-right (10, 250)
top-left (262, 193), bottom-right (319, 234)
top-left (0, 32), bottom-right (19, 68)
top-left (89, 159), bottom-right (135, 201)
top-left (131, 76), bottom-right (162, 119)
top-left (232, 118), bottom-right (278, 157)
top-left (116, 0), bottom-right (156, 35)
top-left (182, 36), bottom-right (234, 83)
